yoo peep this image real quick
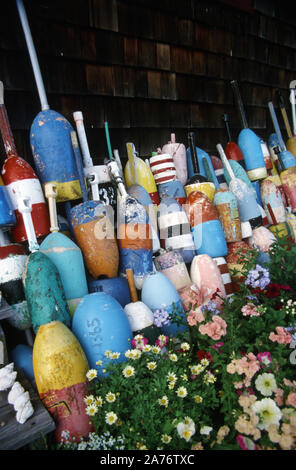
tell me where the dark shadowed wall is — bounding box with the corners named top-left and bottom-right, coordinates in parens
top-left (0, 0), bottom-right (295, 169)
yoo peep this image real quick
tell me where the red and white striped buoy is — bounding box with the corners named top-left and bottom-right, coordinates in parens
top-left (150, 152), bottom-right (177, 184)
top-left (213, 256), bottom-right (234, 298)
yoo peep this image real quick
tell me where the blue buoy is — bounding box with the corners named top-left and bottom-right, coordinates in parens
top-left (88, 277), bottom-right (131, 308)
top-left (10, 344), bottom-right (34, 383)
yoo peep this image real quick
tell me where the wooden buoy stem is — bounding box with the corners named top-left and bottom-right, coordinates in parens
top-left (126, 269), bottom-right (138, 303)
top-left (45, 182), bottom-right (59, 232)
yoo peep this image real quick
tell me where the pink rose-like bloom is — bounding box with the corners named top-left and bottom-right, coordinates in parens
top-left (198, 316), bottom-right (227, 341)
top-left (274, 388), bottom-right (284, 406)
top-left (241, 303), bottom-right (260, 317)
top-left (269, 327), bottom-right (292, 345)
top-left (286, 392), bottom-right (296, 408)
top-left (187, 309), bottom-right (204, 326)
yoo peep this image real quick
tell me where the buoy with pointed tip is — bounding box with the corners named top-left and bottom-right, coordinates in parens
top-left (161, 133), bottom-right (188, 185)
top-left (72, 292), bottom-right (133, 375)
top-left (33, 320), bottom-right (93, 443)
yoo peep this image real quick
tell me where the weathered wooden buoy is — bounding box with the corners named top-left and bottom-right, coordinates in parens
top-left (11, 344), bottom-right (34, 383)
top-left (125, 142), bottom-right (159, 206)
top-left (157, 179), bottom-right (187, 206)
top-left (225, 241), bottom-right (250, 291)
top-left (190, 254), bottom-right (226, 308)
top-left (265, 171), bottom-right (288, 208)
top-left (33, 321), bottom-right (93, 443)
top-left (280, 167), bottom-right (296, 213)
top-left (88, 277), bottom-right (131, 308)
top-left (217, 144), bottom-right (261, 235)
top-left (248, 226), bottom-right (277, 264)
top-left (108, 159), bottom-right (153, 289)
top-left (141, 271), bottom-right (187, 337)
top-left (162, 133), bottom-right (188, 185)
top-left (70, 132), bottom-right (119, 280)
top-left (0, 242), bottom-right (32, 331)
top-left (0, 83), bottom-right (50, 243)
top-left (40, 183), bottom-right (88, 316)
top-left (124, 268), bottom-right (161, 343)
top-left (127, 183), bottom-right (160, 253)
top-left (231, 80), bottom-right (267, 181)
top-left (260, 179), bottom-right (286, 225)
top-left (157, 196), bottom-right (196, 264)
top-left (260, 138), bottom-right (273, 171)
top-left (0, 175), bottom-right (16, 229)
top-left (213, 187), bottom-right (242, 242)
top-left (72, 292), bottom-right (132, 375)
top-left (185, 191), bottom-right (228, 258)
top-left (19, 197), bottom-right (71, 334)
top-left (213, 256), bottom-right (234, 298)
top-left (177, 283), bottom-right (203, 312)
top-left (222, 113), bottom-right (245, 168)
top-left (16, 0), bottom-right (82, 203)
top-left (154, 250), bottom-right (191, 291)
top-left (150, 151), bottom-right (186, 205)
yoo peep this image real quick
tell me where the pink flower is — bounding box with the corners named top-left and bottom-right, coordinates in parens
top-left (155, 335), bottom-right (169, 349)
top-left (286, 392), bottom-right (296, 408)
top-left (131, 335), bottom-right (148, 350)
top-left (198, 316), bottom-right (227, 341)
top-left (274, 388), bottom-right (284, 406)
top-left (187, 309), bottom-right (204, 326)
top-left (269, 327), bottom-right (292, 345)
top-left (257, 352), bottom-right (271, 366)
top-left (236, 435), bottom-right (257, 450)
top-left (241, 303), bottom-right (260, 317)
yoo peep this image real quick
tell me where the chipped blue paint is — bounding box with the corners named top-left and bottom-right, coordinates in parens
top-left (192, 220), bottom-right (228, 258)
top-left (88, 277), bottom-right (131, 308)
top-left (238, 129), bottom-right (265, 172)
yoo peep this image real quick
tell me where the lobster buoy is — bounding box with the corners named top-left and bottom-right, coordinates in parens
top-left (280, 167), bottom-right (296, 213)
top-left (185, 191), bottom-right (228, 258)
top-left (72, 292), bottom-right (132, 375)
top-left (184, 176), bottom-right (216, 201)
top-left (260, 179), bottom-right (286, 225)
top-left (33, 321), bottom-right (93, 443)
top-left (260, 138), bottom-right (273, 170)
top-left (154, 250), bottom-right (192, 291)
top-left (269, 222), bottom-right (291, 239)
top-left (157, 196), bottom-right (196, 264)
top-left (213, 187), bottom-right (242, 242)
top-left (0, 242), bottom-right (31, 331)
top-left (88, 277), bottom-right (131, 308)
top-left (286, 208), bottom-right (296, 241)
top-left (124, 268), bottom-right (161, 344)
top-left (222, 113), bottom-right (245, 169)
top-left (141, 271), bottom-right (187, 337)
top-left (248, 226), bottom-right (277, 264)
top-left (150, 151), bottom-right (186, 205)
top-left (162, 133), bottom-right (188, 185)
top-left (210, 155), bottom-right (228, 188)
top-left (190, 254), bottom-right (226, 309)
top-left (213, 256), bottom-right (234, 298)
top-left (10, 344), bottom-right (34, 383)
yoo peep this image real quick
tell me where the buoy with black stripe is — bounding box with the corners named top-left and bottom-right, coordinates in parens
top-left (16, 0), bottom-right (82, 203)
top-left (20, 196), bottom-right (71, 334)
top-left (162, 133), bottom-right (188, 186)
top-left (0, 81), bottom-right (50, 243)
top-left (157, 195), bottom-right (196, 264)
top-left (39, 182), bottom-right (88, 317)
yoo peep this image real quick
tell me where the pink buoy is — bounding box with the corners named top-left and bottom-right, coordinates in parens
top-left (190, 254), bottom-right (226, 309)
top-left (162, 133), bottom-right (188, 186)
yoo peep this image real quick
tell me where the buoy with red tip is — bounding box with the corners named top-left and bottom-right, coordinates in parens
top-left (39, 182), bottom-right (89, 317)
top-left (124, 268), bottom-right (161, 344)
top-left (33, 320), bottom-right (93, 443)
top-left (210, 155), bottom-right (228, 188)
top-left (150, 150), bottom-right (186, 206)
top-left (107, 159), bottom-right (153, 289)
top-left (72, 292), bottom-right (132, 375)
top-left (217, 143), bottom-right (261, 235)
top-left (141, 271), bottom-right (187, 337)
top-left (73, 111), bottom-right (117, 214)
top-left (20, 196), bottom-right (71, 334)
top-left (213, 187), bottom-right (242, 243)
top-left (260, 179), bottom-right (286, 226)
top-left (190, 254), bottom-right (226, 309)
top-left (231, 80), bottom-right (267, 181)
top-left (157, 196), bottom-right (196, 264)
top-left (16, 0), bottom-right (82, 203)
top-left (222, 113), bottom-right (245, 168)
top-left (154, 249), bottom-right (192, 291)
top-left (125, 143), bottom-right (159, 206)
top-left (70, 131), bottom-right (119, 280)
top-left (185, 190), bottom-right (228, 258)
top-left (0, 82), bottom-right (50, 243)
top-left (161, 133), bottom-right (188, 186)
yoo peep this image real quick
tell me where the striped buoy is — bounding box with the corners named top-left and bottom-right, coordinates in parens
top-left (210, 155), bottom-right (228, 188)
top-left (157, 196), bottom-right (196, 264)
top-left (154, 250), bottom-right (192, 291)
top-left (149, 153), bottom-right (177, 184)
top-left (213, 256), bottom-right (234, 298)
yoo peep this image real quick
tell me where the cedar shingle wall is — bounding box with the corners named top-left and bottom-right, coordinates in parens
top-left (0, 0), bottom-right (295, 170)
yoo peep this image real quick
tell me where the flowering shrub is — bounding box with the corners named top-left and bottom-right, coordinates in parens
top-left (59, 237), bottom-right (296, 451)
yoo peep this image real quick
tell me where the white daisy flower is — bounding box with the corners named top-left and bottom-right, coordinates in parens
top-left (105, 411), bottom-right (118, 425)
